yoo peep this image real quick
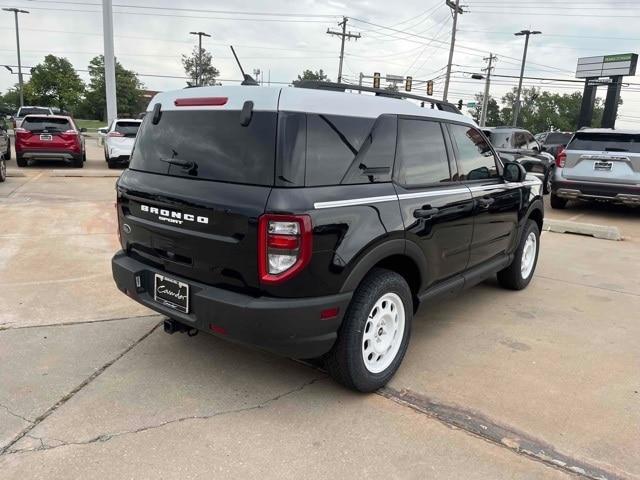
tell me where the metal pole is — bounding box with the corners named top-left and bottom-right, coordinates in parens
top-left (443, 0), bottom-right (463, 102)
top-left (102, 0), bottom-right (117, 123)
top-left (3, 8), bottom-right (29, 107)
top-left (13, 11), bottom-right (24, 107)
top-left (358, 72), bottom-right (363, 93)
top-left (198, 34), bottom-right (202, 87)
top-left (480, 53), bottom-right (494, 127)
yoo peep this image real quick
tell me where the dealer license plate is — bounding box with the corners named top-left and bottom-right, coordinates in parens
top-left (154, 274), bottom-right (189, 313)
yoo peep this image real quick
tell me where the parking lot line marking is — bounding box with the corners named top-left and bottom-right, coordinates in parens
top-left (380, 387), bottom-right (629, 480)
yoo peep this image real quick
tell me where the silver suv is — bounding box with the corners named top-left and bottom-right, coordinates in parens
top-left (551, 128), bottom-right (640, 209)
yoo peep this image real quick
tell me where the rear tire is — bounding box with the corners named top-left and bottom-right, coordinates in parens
top-left (550, 193), bottom-right (567, 209)
top-left (325, 268), bottom-right (412, 392)
top-left (72, 155), bottom-right (83, 168)
top-left (497, 219), bottom-right (540, 291)
top-left (543, 167), bottom-right (553, 194)
top-left (107, 159), bottom-right (116, 169)
top-left (5, 143), bottom-right (10, 160)
top-left (16, 155), bottom-right (26, 167)
top-left (0, 159), bottom-right (6, 182)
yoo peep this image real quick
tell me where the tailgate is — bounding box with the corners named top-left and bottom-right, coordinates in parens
top-left (117, 169), bottom-right (270, 291)
top-left (563, 150), bottom-right (640, 185)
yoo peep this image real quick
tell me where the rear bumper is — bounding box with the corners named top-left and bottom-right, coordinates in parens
top-left (18, 149), bottom-right (81, 160)
top-left (111, 251), bottom-right (352, 358)
top-left (552, 176), bottom-right (640, 205)
top-left (106, 144), bottom-right (133, 160)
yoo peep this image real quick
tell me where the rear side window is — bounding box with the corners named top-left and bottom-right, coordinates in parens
top-left (567, 132), bottom-right (640, 153)
top-left (276, 113), bottom-right (395, 186)
top-left (449, 124), bottom-right (499, 181)
top-left (130, 110), bottom-right (276, 185)
top-left (114, 121), bottom-right (140, 137)
top-left (395, 119), bottom-right (451, 186)
top-left (22, 117), bottom-right (71, 132)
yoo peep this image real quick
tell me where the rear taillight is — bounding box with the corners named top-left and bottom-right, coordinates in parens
top-left (258, 214), bottom-right (312, 284)
top-left (14, 127), bottom-right (26, 134)
top-left (555, 148), bottom-right (566, 168)
top-left (107, 131), bottom-right (124, 137)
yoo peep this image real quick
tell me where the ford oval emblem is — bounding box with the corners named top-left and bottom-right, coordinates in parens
top-left (123, 223), bottom-right (132, 234)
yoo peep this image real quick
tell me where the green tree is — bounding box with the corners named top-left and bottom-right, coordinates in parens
top-left (292, 69), bottom-right (330, 86)
top-left (29, 55), bottom-right (85, 113)
top-left (470, 93), bottom-right (502, 126)
top-left (81, 55), bottom-right (144, 120)
top-left (182, 46), bottom-right (219, 87)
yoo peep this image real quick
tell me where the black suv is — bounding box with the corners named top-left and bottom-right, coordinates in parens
top-left (112, 84), bottom-right (544, 392)
top-left (483, 126), bottom-right (556, 194)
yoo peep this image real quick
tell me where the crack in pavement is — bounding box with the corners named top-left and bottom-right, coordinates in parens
top-left (535, 274), bottom-right (640, 298)
top-left (0, 403), bottom-right (34, 425)
top-left (380, 387), bottom-right (631, 480)
top-left (3, 376), bottom-right (327, 456)
top-left (0, 321), bottom-right (162, 455)
top-left (0, 314), bottom-right (161, 332)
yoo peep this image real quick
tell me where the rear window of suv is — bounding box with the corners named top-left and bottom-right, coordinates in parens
top-left (545, 132), bottom-right (572, 144)
top-left (18, 107), bottom-right (50, 117)
top-left (130, 110), bottom-right (277, 186)
top-left (22, 117), bottom-right (72, 132)
top-left (114, 121), bottom-right (140, 137)
top-left (567, 132), bottom-right (640, 153)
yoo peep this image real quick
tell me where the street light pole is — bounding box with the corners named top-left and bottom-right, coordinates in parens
top-left (190, 31), bottom-right (211, 87)
top-left (102, 0), bottom-right (117, 124)
top-left (2, 8), bottom-right (29, 107)
top-left (512, 29), bottom-right (541, 127)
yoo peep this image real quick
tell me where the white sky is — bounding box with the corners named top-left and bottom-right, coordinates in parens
top-left (1, 0), bottom-right (640, 128)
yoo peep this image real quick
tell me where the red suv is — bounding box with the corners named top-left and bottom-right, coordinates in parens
top-left (15, 115), bottom-right (86, 168)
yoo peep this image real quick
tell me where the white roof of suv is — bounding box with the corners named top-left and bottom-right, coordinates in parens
top-left (148, 86), bottom-right (473, 125)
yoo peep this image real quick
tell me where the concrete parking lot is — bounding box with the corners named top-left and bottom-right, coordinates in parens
top-left (1, 138), bottom-right (638, 479)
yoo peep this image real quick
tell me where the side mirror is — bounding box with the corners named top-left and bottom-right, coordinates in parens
top-left (98, 127), bottom-right (108, 135)
top-left (503, 161), bottom-right (527, 183)
top-left (80, 127), bottom-right (87, 133)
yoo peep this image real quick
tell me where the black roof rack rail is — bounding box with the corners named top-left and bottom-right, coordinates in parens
top-left (294, 80), bottom-right (462, 115)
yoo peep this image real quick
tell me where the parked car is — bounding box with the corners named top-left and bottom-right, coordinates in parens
top-left (0, 117), bottom-right (10, 182)
top-left (11, 106), bottom-right (53, 129)
top-left (551, 128), bottom-right (640, 209)
top-left (103, 118), bottom-right (142, 168)
top-left (536, 131), bottom-right (573, 159)
top-left (111, 84), bottom-right (544, 392)
top-left (483, 126), bottom-right (556, 194)
top-left (15, 115), bottom-right (86, 168)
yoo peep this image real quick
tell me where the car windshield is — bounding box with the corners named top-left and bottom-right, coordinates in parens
top-left (546, 132), bottom-right (572, 144)
top-left (567, 132), bottom-right (640, 153)
top-left (114, 121), bottom-right (141, 137)
top-left (22, 117), bottom-right (72, 133)
top-left (18, 107), bottom-right (50, 116)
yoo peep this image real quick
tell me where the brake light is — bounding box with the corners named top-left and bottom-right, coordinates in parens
top-left (555, 148), bottom-right (566, 168)
top-left (107, 131), bottom-right (124, 137)
top-left (174, 97), bottom-right (228, 107)
top-left (14, 127), bottom-right (27, 134)
top-left (258, 214), bottom-right (312, 284)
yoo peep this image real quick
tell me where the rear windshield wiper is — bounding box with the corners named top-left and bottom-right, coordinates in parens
top-left (161, 157), bottom-right (195, 168)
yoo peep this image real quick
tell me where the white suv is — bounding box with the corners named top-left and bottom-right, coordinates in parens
top-left (103, 118), bottom-right (142, 169)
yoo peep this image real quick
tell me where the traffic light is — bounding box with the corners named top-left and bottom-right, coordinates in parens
top-left (457, 99), bottom-right (463, 110)
top-left (405, 76), bottom-right (412, 92)
top-left (426, 80), bottom-right (433, 96)
top-left (373, 72), bottom-right (381, 89)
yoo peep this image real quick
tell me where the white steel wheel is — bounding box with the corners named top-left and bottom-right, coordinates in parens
top-left (520, 232), bottom-right (537, 279)
top-left (362, 292), bottom-right (406, 374)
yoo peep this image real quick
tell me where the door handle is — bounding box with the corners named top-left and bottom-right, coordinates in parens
top-left (476, 196), bottom-right (495, 208)
top-left (413, 206), bottom-right (440, 219)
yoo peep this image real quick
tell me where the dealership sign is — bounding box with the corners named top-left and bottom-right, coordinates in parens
top-left (576, 53), bottom-right (638, 78)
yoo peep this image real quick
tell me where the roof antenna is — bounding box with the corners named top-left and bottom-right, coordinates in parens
top-left (230, 46), bottom-right (259, 86)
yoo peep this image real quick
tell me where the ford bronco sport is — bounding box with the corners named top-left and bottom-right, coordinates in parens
top-left (112, 83), bottom-right (544, 392)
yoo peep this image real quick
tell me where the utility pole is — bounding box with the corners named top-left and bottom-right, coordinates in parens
top-left (443, 0), bottom-right (464, 102)
top-left (512, 29), bottom-right (541, 127)
top-left (327, 17), bottom-right (360, 84)
top-left (479, 53), bottom-right (497, 127)
top-left (190, 31), bottom-right (211, 87)
top-left (2, 8), bottom-right (29, 107)
top-left (101, 0), bottom-right (117, 123)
